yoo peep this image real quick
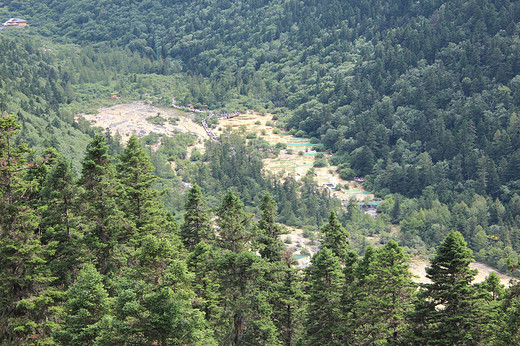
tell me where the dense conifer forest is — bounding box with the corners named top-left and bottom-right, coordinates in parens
top-left (2, 0), bottom-right (520, 344)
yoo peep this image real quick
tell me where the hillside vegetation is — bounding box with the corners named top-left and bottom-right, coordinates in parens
top-left (2, 0), bottom-right (520, 343)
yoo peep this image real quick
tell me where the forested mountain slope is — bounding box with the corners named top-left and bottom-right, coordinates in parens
top-left (3, 0), bottom-right (520, 273)
top-left (3, 0), bottom-right (519, 196)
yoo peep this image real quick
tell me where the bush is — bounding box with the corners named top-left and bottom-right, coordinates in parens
top-left (313, 158), bottom-right (327, 167)
top-left (142, 132), bottom-right (160, 145)
top-left (339, 167), bottom-right (355, 180)
top-left (273, 128), bottom-right (280, 134)
top-left (190, 150), bottom-right (202, 161)
top-left (146, 115), bottom-right (166, 125)
top-left (295, 130), bottom-right (306, 137)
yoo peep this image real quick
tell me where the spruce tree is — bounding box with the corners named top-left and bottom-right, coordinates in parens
top-left (186, 241), bottom-right (221, 327)
top-left (257, 191), bottom-right (286, 262)
top-left (305, 247), bottom-right (344, 345)
top-left (117, 134), bottom-right (163, 235)
top-left (348, 241), bottom-right (415, 344)
top-left (0, 113), bottom-right (55, 343)
top-left (54, 264), bottom-right (109, 345)
top-left (79, 133), bottom-right (126, 276)
top-left (216, 251), bottom-right (280, 345)
top-left (181, 184), bottom-right (213, 250)
top-left (411, 231), bottom-right (483, 344)
top-left (273, 263), bottom-right (305, 346)
top-left (320, 210), bottom-right (349, 261)
top-left (216, 189), bottom-right (253, 253)
top-left (40, 157), bottom-right (83, 285)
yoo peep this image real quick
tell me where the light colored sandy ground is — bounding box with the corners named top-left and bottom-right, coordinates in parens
top-left (409, 258), bottom-right (516, 286)
top-left (77, 102), bottom-right (207, 143)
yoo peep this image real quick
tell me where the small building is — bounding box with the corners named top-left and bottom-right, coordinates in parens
top-left (187, 104), bottom-right (195, 110)
top-left (354, 177), bottom-right (365, 183)
top-left (110, 92), bottom-right (120, 99)
top-left (2, 18), bottom-right (27, 27)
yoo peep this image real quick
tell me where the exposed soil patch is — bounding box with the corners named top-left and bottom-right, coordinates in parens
top-left (78, 102), bottom-right (207, 143)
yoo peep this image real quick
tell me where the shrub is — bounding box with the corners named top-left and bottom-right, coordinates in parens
top-left (146, 115), bottom-right (166, 125)
top-left (313, 158), bottom-right (327, 167)
top-left (295, 130), bottom-right (306, 137)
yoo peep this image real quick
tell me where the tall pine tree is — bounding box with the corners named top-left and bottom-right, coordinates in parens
top-left (411, 231), bottom-right (483, 344)
top-left (305, 247), bottom-right (344, 345)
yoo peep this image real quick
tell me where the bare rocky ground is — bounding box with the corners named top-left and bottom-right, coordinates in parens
top-left (78, 102), bottom-right (207, 146)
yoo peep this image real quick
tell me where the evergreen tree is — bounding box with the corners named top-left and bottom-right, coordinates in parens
top-left (117, 134), bottom-right (163, 235)
top-left (216, 189), bottom-right (253, 253)
top-left (498, 281), bottom-right (520, 344)
top-left (100, 258), bottom-right (216, 345)
top-left (54, 264), bottom-right (109, 345)
top-left (349, 241), bottom-right (415, 344)
top-left (272, 261), bottom-right (305, 346)
top-left (79, 134), bottom-right (127, 276)
top-left (411, 231), bottom-right (483, 344)
top-left (40, 157), bottom-right (83, 285)
top-left (216, 251), bottom-right (280, 345)
top-left (320, 210), bottom-right (350, 260)
top-left (181, 184), bottom-right (213, 250)
top-left (305, 247), bottom-right (344, 345)
top-left (186, 241), bottom-right (221, 328)
top-left (257, 190), bottom-right (286, 262)
top-left (0, 113), bottom-right (55, 343)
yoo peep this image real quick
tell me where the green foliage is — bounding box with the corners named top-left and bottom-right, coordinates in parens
top-left (146, 115), bottom-right (166, 125)
top-left (320, 210), bottom-right (349, 261)
top-left (55, 264), bottom-right (109, 345)
top-left (305, 247), bottom-right (344, 345)
top-left (411, 231), bottom-right (484, 344)
top-left (257, 191), bottom-right (286, 262)
top-left (79, 134), bottom-right (127, 276)
top-left (180, 184), bottom-right (212, 250)
top-left (216, 189), bottom-right (253, 253)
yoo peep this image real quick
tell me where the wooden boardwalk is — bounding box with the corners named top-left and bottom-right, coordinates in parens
top-left (172, 97), bottom-right (238, 154)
